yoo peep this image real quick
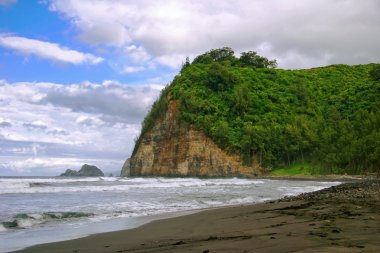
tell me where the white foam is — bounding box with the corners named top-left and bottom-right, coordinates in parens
top-left (16, 218), bottom-right (44, 228)
top-left (227, 196), bottom-right (257, 205)
top-left (0, 177), bottom-right (268, 194)
top-left (278, 185), bottom-right (330, 196)
top-left (28, 213), bottom-right (44, 220)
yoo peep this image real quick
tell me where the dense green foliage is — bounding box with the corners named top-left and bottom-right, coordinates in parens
top-left (136, 48), bottom-right (380, 175)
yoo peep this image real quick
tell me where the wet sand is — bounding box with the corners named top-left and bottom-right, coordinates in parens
top-left (13, 180), bottom-right (380, 253)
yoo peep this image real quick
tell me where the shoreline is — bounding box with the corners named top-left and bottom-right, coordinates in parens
top-left (12, 180), bottom-right (380, 253)
top-left (259, 174), bottom-right (374, 181)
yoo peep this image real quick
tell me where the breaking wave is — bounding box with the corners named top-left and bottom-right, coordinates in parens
top-left (1, 212), bottom-right (93, 230)
top-left (0, 177), bottom-right (265, 194)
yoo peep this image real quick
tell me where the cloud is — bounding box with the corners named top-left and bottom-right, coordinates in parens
top-left (120, 66), bottom-right (145, 74)
top-left (23, 121), bottom-right (48, 130)
top-left (48, 0), bottom-right (380, 69)
top-left (0, 0), bottom-right (16, 6)
top-left (38, 80), bottom-right (163, 124)
top-left (125, 45), bottom-right (151, 63)
top-left (0, 122), bottom-right (11, 127)
top-left (0, 118), bottom-right (12, 128)
top-left (0, 156), bottom-right (123, 176)
top-left (0, 80), bottom-right (163, 175)
top-left (0, 35), bottom-right (104, 65)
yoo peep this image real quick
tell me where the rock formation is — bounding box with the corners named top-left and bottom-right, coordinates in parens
top-left (120, 158), bottom-right (130, 176)
top-left (60, 164), bottom-right (104, 177)
top-left (59, 169), bottom-right (78, 177)
top-left (128, 100), bottom-right (261, 178)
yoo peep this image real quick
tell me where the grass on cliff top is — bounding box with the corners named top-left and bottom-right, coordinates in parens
top-left (270, 162), bottom-right (316, 176)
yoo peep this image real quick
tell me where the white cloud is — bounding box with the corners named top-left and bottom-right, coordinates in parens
top-left (48, 0), bottom-right (380, 69)
top-left (48, 0), bottom-right (133, 47)
top-left (121, 66), bottom-right (145, 74)
top-left (125, 45), bottom-right (151, 63)
top-left (155, 54), bottom-right (188, 69)
top-left (0, 80), bottom-right (163, 175)
top-left (0, 156), bottom-right (123, 176)
top-left (75, 115), bottom-right (104, 127)
top-left (23, 120), bottom-right (48, 130)
top-left (0, 35), bottom-right (104, 65)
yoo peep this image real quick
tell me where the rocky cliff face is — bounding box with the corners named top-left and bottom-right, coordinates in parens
top-left (120, 158), bottom-right (130, 176)
top-left (129, 100), bottom-right (261, 177)
top-left (60, 164), bottom-right (104, 177)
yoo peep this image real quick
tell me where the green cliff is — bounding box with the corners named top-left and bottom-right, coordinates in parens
top-left (129, 48), bottom-right (380, 177)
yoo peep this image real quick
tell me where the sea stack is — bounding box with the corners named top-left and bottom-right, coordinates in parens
top-left (60, 164), bottom-right (104, 177)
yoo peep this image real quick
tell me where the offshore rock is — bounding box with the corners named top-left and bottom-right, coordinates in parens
top-left (60, 169), bottom-right (78, 177)
top-left (60, 164), bottom-right (104, 177)
top-left (78, 164), bottom-right (104, 177)
top-left (129, 100), bottom-right (261, 178)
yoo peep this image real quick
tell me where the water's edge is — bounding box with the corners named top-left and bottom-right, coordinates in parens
top-left (0, 177), bottom-right (341, 252)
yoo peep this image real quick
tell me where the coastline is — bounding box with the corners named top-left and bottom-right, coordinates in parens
top-left (259, 174), bottom-right (375, 181)
top-left (12, 180), bottom-right (380, 253)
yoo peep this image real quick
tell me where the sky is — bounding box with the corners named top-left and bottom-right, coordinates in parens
top-left (0, 0), bottom-right (379, 176)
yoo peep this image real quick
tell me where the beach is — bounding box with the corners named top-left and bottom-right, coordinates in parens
top-left (13, 180), bottom-right (380, 253)
top-left (1, 177), bottom-right (342, 252)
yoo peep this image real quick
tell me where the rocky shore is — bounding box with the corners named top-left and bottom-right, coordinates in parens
top-left (14, 180), bottom-right (380, 253)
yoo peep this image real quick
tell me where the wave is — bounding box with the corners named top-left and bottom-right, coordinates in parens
top-left (1, 212), bottom-right (93, 230)
top-left (277, 185), bottom-right (329, 196)
top-left (0, 177), bottom-right (266, 194)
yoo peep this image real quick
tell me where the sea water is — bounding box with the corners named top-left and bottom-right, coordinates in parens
top-left (0, 177), bottom-right (340, 252)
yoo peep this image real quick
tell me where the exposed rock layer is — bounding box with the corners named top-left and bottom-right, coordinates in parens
top-left (129, 100), bottom-right (261, 177)
top-left (120, 159), bottom-right (130, 176)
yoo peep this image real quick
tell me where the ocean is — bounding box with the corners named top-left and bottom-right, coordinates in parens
top-left (0, 176), bottom-right (340, 252)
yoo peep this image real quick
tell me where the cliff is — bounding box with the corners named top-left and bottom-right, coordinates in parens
top-left (129, 99), bottom-right (261, 177)
top-left (125, 48), bottom-right (379, 176)
top-left (120, 158), bottom-right (130, 176)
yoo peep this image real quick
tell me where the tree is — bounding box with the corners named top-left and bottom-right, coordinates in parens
top-left (180, 56), bottom-right (191, 73)
top-left (211, 120), bottom-right (230, 149)
top-left (232, 84), bottom-right (251, 114)
top-left (239, 51), bottom-right (277, 68)
top-left (193, 47), bottom-right (236, 64)
top-left (370, 65), bottom-right (380, 81)
top-left (207, 62), bottom-right (237, 91)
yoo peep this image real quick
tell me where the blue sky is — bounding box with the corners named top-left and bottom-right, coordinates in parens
top-left (0, 0), bottom-right (379, 176)
top-left (0, 1), bottom-right (177, 84)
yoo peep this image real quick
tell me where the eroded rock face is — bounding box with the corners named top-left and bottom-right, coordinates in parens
top-left (129, 100), bottom-right (261, 178)
top-left (120, 158), bottom-right (130, 177)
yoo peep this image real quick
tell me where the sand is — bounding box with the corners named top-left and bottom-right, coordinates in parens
top-left (12, 180), bottom-right (380, 253)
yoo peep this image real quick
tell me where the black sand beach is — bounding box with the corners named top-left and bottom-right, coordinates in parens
top-left (13, 180), bottom-right (380, 253)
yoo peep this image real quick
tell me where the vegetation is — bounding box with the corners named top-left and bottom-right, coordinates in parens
top-left (135, 47), bottom-right (380, 175)
top-left (270, 162), bottom-right (316, 176)
top-left (132, 85), bottom-right (170, 156)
